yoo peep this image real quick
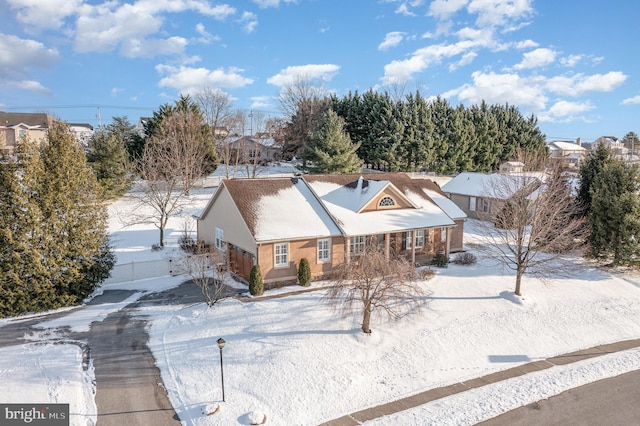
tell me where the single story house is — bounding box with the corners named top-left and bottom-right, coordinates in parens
top-left (196, 173), bottom-right (466, 285)
top-left (441, 172), bottom-right (541, 220)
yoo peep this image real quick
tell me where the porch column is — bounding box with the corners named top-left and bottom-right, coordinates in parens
top-left (345, 236), bottom-right (351, 264)
top-left (384, 233), bottom-right (390, 260)
top-left (411, 230), bottom-right (416, 265)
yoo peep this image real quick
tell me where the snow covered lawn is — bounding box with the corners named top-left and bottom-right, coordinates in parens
top-left (3, 164), bottom-right (640, 425)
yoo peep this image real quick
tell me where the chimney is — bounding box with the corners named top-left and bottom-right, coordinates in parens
top-left (576, 137), bottom-right (582, 146)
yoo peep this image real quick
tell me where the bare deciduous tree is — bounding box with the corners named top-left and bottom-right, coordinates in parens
top-left (183, 245), bottom-right (228, 307)
top-left (131, 138), bottom-right (189, 247)
top-left (325, 243), bottom-right (425, 334)
top-left (158, 109), bottom-right (210, 195)
top-left (476, 166), bottom-right (588, 296)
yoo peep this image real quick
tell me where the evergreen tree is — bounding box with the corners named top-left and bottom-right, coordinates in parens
top-left (0, 154), bottom-right (52, 316)
top-left (0, 122), bottom-right (113, 317)
top-left (249, 264), bottom-right (264, 296)
top-left (87, 129), bottom-right (132, 199)
top-left (588, 159), bottom-right (640, 265)
top-left (304, 109), bottom-right (362, 174)
top-left (298, 258), bottom-right (311, 286)
top-left (577, 143), bottom-right (613, 216)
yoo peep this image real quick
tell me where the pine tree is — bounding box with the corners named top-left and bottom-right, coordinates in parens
top-left (0, 155), bottom-right (51, 316)
top-left (249, 264), bottom-right (264, 296)
top-left (298, 258), bottom-right (311, 286)
top-left (304, 109), bottom-right (362, 174)
top-left (588, 159), bottom-right (640, 265)
top-left (0, 121), bottom-right (115, 317)
top-left (87, 129), bottom-right (132, 199)
top-left (578, 143), bottom-right (613, 216)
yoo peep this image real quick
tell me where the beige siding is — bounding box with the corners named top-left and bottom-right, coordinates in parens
top-left (197, 186), bottom-right (257, 254)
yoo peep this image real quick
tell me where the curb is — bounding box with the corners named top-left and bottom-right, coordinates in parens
top-left (319, 338), bottom-right (640, 426)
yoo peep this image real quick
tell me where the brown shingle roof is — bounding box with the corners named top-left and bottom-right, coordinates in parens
top-left (222, 177), bottom-right (300, 236)
top-left (0, 111), bottom-right (51, 128)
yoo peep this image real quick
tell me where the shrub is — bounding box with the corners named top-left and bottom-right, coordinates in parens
top-left (151, 243), bottom-right (163, 251)
top-left (249, 264), bottom-right (264, 296)
top-left (297, 258), bottom-right (311, 286)
top-left (451, 252), bottom-right (477, 265)
top-left (433, 252), bottom-right (448, 267)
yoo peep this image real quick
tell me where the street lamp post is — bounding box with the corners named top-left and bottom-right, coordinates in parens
top-left (217, 338), bottom-right (226, 402)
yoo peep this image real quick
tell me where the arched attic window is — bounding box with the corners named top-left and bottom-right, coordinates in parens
top-left (378, 196), bottom-right (396, 208)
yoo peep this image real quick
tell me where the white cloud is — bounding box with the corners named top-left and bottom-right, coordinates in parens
top-left (250, 96), bottom-right (273, 109)
top-left (428, 0), bottom-right (468, 20)
top-left (537, 100), bottom-right (595, 123)
top-left (449, 51), bottom-right (477, 71)
top-left (156, 65), bottom-right (254, 94)
top-left (0, 33), bottom-right (58, 79)
top-left (252, 0), bottom-right (297, 8)
top-left (560, 54), bottom-right (583, 68)
top-left (378, 32), bottom-right (405, 51)
top-left (468, 0), bottom-right (534, 28)
top-left (451, 71), bottom-right (548, 112)
top-left (514, 47), bottom-right (556, 70)
top-left (382, 38), bottom-right (489, 84)
top-left (195, 23), bottom-right (220, 44)
top-left (267, 64), bottom-right (340, 87)
top-left (239, 11), bottom-right (258, 33)
top-left (7, 0), bottom-right (82, 33)
top-left (546, 72), bottom-right (627, 97)
top-left (73, 1), bottom-right (235, 57)
top-left (514, 39), bottom-right (538, 49)
top-left (622, 95), bottom-right (640, 105)
top-left (5, 79), bottom-right (52, 95)
top-left (121, 36), bottom-right (188, 58)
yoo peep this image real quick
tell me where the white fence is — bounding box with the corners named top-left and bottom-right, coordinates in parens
top-left (104, 257), bottom-right (186, 285)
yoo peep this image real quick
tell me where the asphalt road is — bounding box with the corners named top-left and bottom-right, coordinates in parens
top-left (478, 369), bottom-right (640, 426)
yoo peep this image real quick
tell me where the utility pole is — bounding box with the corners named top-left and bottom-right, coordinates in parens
top-left (96, 106), bottom-right (102, 128)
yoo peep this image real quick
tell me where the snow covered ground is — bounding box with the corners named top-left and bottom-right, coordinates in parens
top-left (2, 164), bottom-right (640, 425)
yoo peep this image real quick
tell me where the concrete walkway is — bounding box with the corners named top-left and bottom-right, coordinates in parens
top-left (319, 338), bottom-right (640, 426)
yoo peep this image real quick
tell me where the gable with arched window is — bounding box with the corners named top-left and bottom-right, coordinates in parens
top-left (378, 196), bottom-right (396, 208)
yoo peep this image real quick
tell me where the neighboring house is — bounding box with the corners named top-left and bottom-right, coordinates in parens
top-left (547, 140), bottom-right (587, 169)
top-left (0, 112), bottom-right (92, 155)
top-left (0, 111), bottom-right (51, 155)
top-left (69, 123), bottom-right (94, 148)
top-left (441, 172), bottom-right (541, 220)
top-left (592, 135), bottom-right (624, 153)
top-left (196, 173), bottom-right (466, 285)
top-left (224, 136), bottom-right (282, 164)
top-left (499, 161), bottom-right (525, 174)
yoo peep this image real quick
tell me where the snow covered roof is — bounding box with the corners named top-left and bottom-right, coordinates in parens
top-left (210, 173), bottom-right (464, 242)
top-left (223, 177), bottom-right (342, 242)
top-left (305, 174), bottom-right (457, 236)
top-left (547, 141), bottom-right (587, 152)
top-left (441, 172), bottom-right (539, 199)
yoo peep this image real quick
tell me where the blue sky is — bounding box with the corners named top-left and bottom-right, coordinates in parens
top-left (1, 0), bottom-right (639, 142)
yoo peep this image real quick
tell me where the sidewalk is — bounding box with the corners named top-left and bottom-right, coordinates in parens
top-left (319, 338), bottom-right (640, 426)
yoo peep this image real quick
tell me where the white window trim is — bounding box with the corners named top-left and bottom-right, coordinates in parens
top-left (469, 196), bottom-right (477, 211)
top-left (415, 229), bottom-right (425, 248)
top-left (441, 227), bottom-right (447, 243)
top-left (350, 235), bottom-right (366, 255)
top-left (274, 242), bottom-right (289, 267)
top-left (215, 227), bottom-right (225, 251)
top-left (317, 238), bottom-right (330, 263)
